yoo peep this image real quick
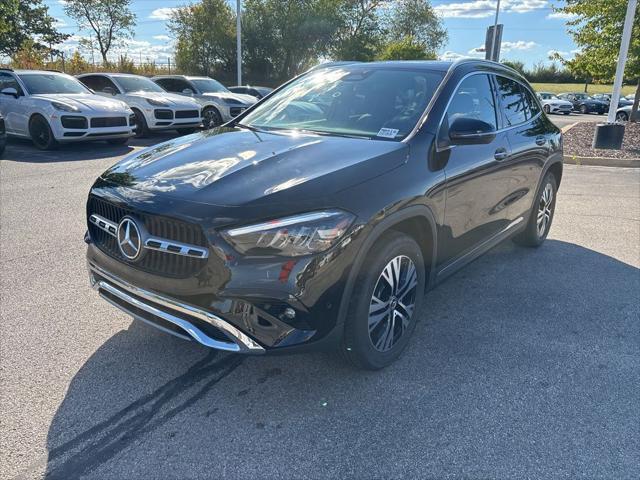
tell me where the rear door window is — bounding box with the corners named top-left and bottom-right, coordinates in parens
top-left (495, 76), bottom-right (528, 126)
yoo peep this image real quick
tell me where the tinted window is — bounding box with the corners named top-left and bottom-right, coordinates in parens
top-left (18, 73), bottom-right (89, 94)
top-left (156, 78), bottom-right (192, 93)
top-left (446, 74), bottom-right (497, 130)
top-left (522, 87), bottom-right (540, 120)
top-left (114, 76), bottom-right (164, 93)
top-left (495, 76), bottom-right (527, 126)
top-left (190, 78), bottom-right (228, 93)
top-left (242, 67), bottom-right (444, 140)
top-left (80, 75), bottom-right (119, 94)
top-left (0, 73), bottom-right (23, 95)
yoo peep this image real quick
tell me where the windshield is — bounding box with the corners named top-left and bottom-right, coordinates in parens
top-left (19, 73), bottom-right (90, 95)
top-left (191, 78), bottom-right (228, 93)
top-left (115, 76), bottom-right (165, 93)
top-left (240, 66), bottom-right (444, 140)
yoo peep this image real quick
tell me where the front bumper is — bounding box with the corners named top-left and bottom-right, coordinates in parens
top-left (51, 113), bottom-right (135, 141)
top-left (144, 108), bottom-right (202, 130)
top-left (549, 105), bottom-right (572, 114)
top-left (89, 261), bottom-right (265, 353)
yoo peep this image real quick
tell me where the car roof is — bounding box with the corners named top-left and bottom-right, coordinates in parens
top-left (12, 69), bottom-right (68, 76)
top-left (80, 72), bottom-right (145, 78)
top-left (152, 75), bottom-right (216, 81)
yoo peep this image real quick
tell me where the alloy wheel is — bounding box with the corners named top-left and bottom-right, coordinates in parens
top-left (537, 182), bottom-right (553, 238)
top-left (368, 255), bottom-right (418, 352)
top-left (203, 108), bottom-right (221, 129)
top-left (616, 112), bottom-right (628, 123)
top-left (32, 119), bottom-right (49, 147)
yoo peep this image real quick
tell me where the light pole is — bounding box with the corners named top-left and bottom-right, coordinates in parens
top-left (490, 0), bottom-right (501, 61)
top-left (236, 0), bottom-right (242, 86)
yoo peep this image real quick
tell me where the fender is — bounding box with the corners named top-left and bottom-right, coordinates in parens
top-left (528, 156), bottom-right (563, 219)
top-left (335, 204), bottom-right (438, 328)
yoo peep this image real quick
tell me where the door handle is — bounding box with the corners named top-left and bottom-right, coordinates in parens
top-left (494, 148), bottom-right (508, 161)
top-left (535, 135), bottom-right (546, 146)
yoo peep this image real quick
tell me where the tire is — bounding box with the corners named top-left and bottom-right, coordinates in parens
top-left (131, 109), bottom-right (149, 138)
top-left (176, 127), bottom-right (196, 135)
top-left (107, 137), bottom-right (129, 145)
top-left (616, 111), bottom-right (629, 123)
top-left (342, 231), bottom-right (426, 370)
top-left (202, 107), bottom-right (223, 129)
top-left (579, 104), bottom-right (588, 114)
top-left (29, 115), bottom-right (58, 150)
top-left (543, 105), bottom-right (550, 114)
top-left (513, 172), bottom-right (557, 248)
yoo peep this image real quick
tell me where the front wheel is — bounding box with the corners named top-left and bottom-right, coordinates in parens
top-left (202, 107), bottom-right (223, 129)
top-left (616, 111), bottom-right (629, 123)
top-left (132, 109), bottom-right (149, 138)
top-left (29, 115), bottom-right (58, 150)
top-left (543, 105), bottom-right (551, 114)
top-left (342, 231), bottom-right (426, 370)
top-left (513, 173), bottom-right (557, 248)
top-left (579, 105), bottom-right (588, 114)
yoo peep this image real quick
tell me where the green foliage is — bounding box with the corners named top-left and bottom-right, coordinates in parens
top-left (0, 0), bottom-right (69, 57)
top-left (502, 60), bottom-right (526, 76)
top-left (377, 36), bottom-right (435, 61)
top-left (552, 0), bottom-right (639, 82)
top-left (331, 0), bottom-right (385, 62)
top-left (168, 0), bottom-right (236, 78)
top-left (384, 0), bottom-right (447, 57)
top-left (63, 0), bottom-right (136, 65)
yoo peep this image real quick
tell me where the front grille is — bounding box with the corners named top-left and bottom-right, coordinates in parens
top-left (91, 117), bottom-right (127, 128)
top-left (175, 110), bottom-right (199, 119)
top-left (61, 116), bottom-right (88, 129)
top-left (154, 109), bottom-right (173, 120)
top-left (87, 196), bottom-right (209, 278)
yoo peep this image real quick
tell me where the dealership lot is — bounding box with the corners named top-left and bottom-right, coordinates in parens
top-left (1, 132), bottom-right (639, 479)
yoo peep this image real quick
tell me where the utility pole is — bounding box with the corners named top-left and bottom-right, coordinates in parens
top-left (490, 0), bottom-right (501, 61)
top-left (236, 0), bottom-right (242, 85)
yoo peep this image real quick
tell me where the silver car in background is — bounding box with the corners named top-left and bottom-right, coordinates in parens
top-left (0, 69), bottom-right (135, 150)
top-left (152, 75), bottom-right (256, 129)
top-left (77, 73), bottom-right (203, 137)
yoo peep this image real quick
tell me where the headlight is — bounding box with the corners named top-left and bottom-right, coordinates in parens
top-left (222, 210), bottom-right (355, 257)
top-left (224, 98), bottom-right (243, 106)
top-left (51, 101), bottom-right (80, 112)
top-left (146, 98), bottom-right (169, 107)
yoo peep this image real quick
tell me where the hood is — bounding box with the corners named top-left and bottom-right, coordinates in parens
top-left (32, 93), bottom-right (131, 112)
top-left (201, 91), bottom-right (257, 105)
top-left (126, 91), bottom-right (200, 108)
top-left (99, 127), bottom-right (407, 207)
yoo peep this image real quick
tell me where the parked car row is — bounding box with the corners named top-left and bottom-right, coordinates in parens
top-left (0, 68), bottom-right (265, 150)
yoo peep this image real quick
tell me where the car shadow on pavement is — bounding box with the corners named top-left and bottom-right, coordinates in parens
top-left (4, 133), bottom-right (178, 163)
top-left (33, 240), bottom-right (639, 479)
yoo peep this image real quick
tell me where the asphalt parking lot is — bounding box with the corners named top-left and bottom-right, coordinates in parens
top-left (547, 111), bottom-right (606, 129)
top-left (1, 132), bottom-right (639, 479)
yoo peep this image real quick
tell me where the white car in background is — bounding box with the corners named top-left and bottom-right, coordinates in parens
top-left (536, 92), bottom-right (573, 115)
top-left (77, 73), bottom-right (202, 137)
top-left (0, 69), bottom-right (135, 150)
top-left (152, 75), bottom-right (256, 129)
top-left (615, 105), bottom-right (633, 123)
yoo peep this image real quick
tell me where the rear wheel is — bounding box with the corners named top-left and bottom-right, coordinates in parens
top-left (29, 115), bottom-right (58, 150)
top-left (579, 104), bottom-right (588, 114)
top-left (342, 231), bottom-right (426, 370)
top-left (513, 172), bottom-right (557, 247)
top-left (131, 109), bottom-right (149, 138)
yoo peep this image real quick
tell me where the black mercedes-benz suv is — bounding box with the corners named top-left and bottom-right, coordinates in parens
top-left (86, 59), bottom-right (562, 369)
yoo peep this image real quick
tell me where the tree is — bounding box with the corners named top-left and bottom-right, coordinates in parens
top-left (552, 0), bottom-right (639, 120)
top-left (243, 0), bottom-right (341, 83)
top-left (0, 0), bottom-right (69, 58)
top-left (377, 36), bottom-right (436, 60)
top-left (383, 0), bottom-right (447, 58)
top-left (502, 60), bottom-right (526, 76)
top-left (63, 0), bottom-right (136, 65)
top-left (332, 0), bottom-right (385, 62)
top-left (168, 0), bottom-right (236, 78)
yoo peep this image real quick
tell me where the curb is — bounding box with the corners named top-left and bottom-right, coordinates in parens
top-left (563, 155), bottom-right (640, 168)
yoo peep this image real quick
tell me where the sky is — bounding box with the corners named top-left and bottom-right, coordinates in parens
top-left (44, 0), bottom-right (580, 68)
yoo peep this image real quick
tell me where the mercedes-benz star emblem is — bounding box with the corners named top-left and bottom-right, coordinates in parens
top-left (117, 217), bottom-right (143, 260)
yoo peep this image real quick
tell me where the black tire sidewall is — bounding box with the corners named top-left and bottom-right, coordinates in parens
top-left (132, 109), bottom-right (148, 138)
top-left (29, 115), bottom-right (56, 150)
top-left (580, 105), bottom-right (588, 114)
top-left (343, 231), bottom-right (426, 369)
top-left (514, 172), bottom-right (557, 247)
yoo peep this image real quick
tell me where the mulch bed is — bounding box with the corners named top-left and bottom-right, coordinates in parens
top-left (563, 121), bottom-right (640, 160)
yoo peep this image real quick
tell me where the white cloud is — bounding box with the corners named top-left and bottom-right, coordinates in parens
top-left (547, 11), bottom-right (578, 20)
top-left (149, 8), bottom-right (181, 20)
top-left (153, 35), bottom-right (171, 41)
top-left (439, 51), bottom-right (468, 61)
top-left (469, 40), bottom-right (538, 54)
top-left (435, 0), bottom-right (548, 19)
top-left (53, 18), bottom-right (68, 28)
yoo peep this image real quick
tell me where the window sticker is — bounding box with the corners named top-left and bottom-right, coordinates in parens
top-left (376, 128), bottom-right (399, 138)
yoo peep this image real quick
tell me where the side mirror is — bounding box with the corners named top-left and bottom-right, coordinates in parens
top-left (103, 87), bottom-right (117, 96)
top-left (1, 87), bottom-right (19, 98)
top-left (449, 117), bottom-right (496, 144)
